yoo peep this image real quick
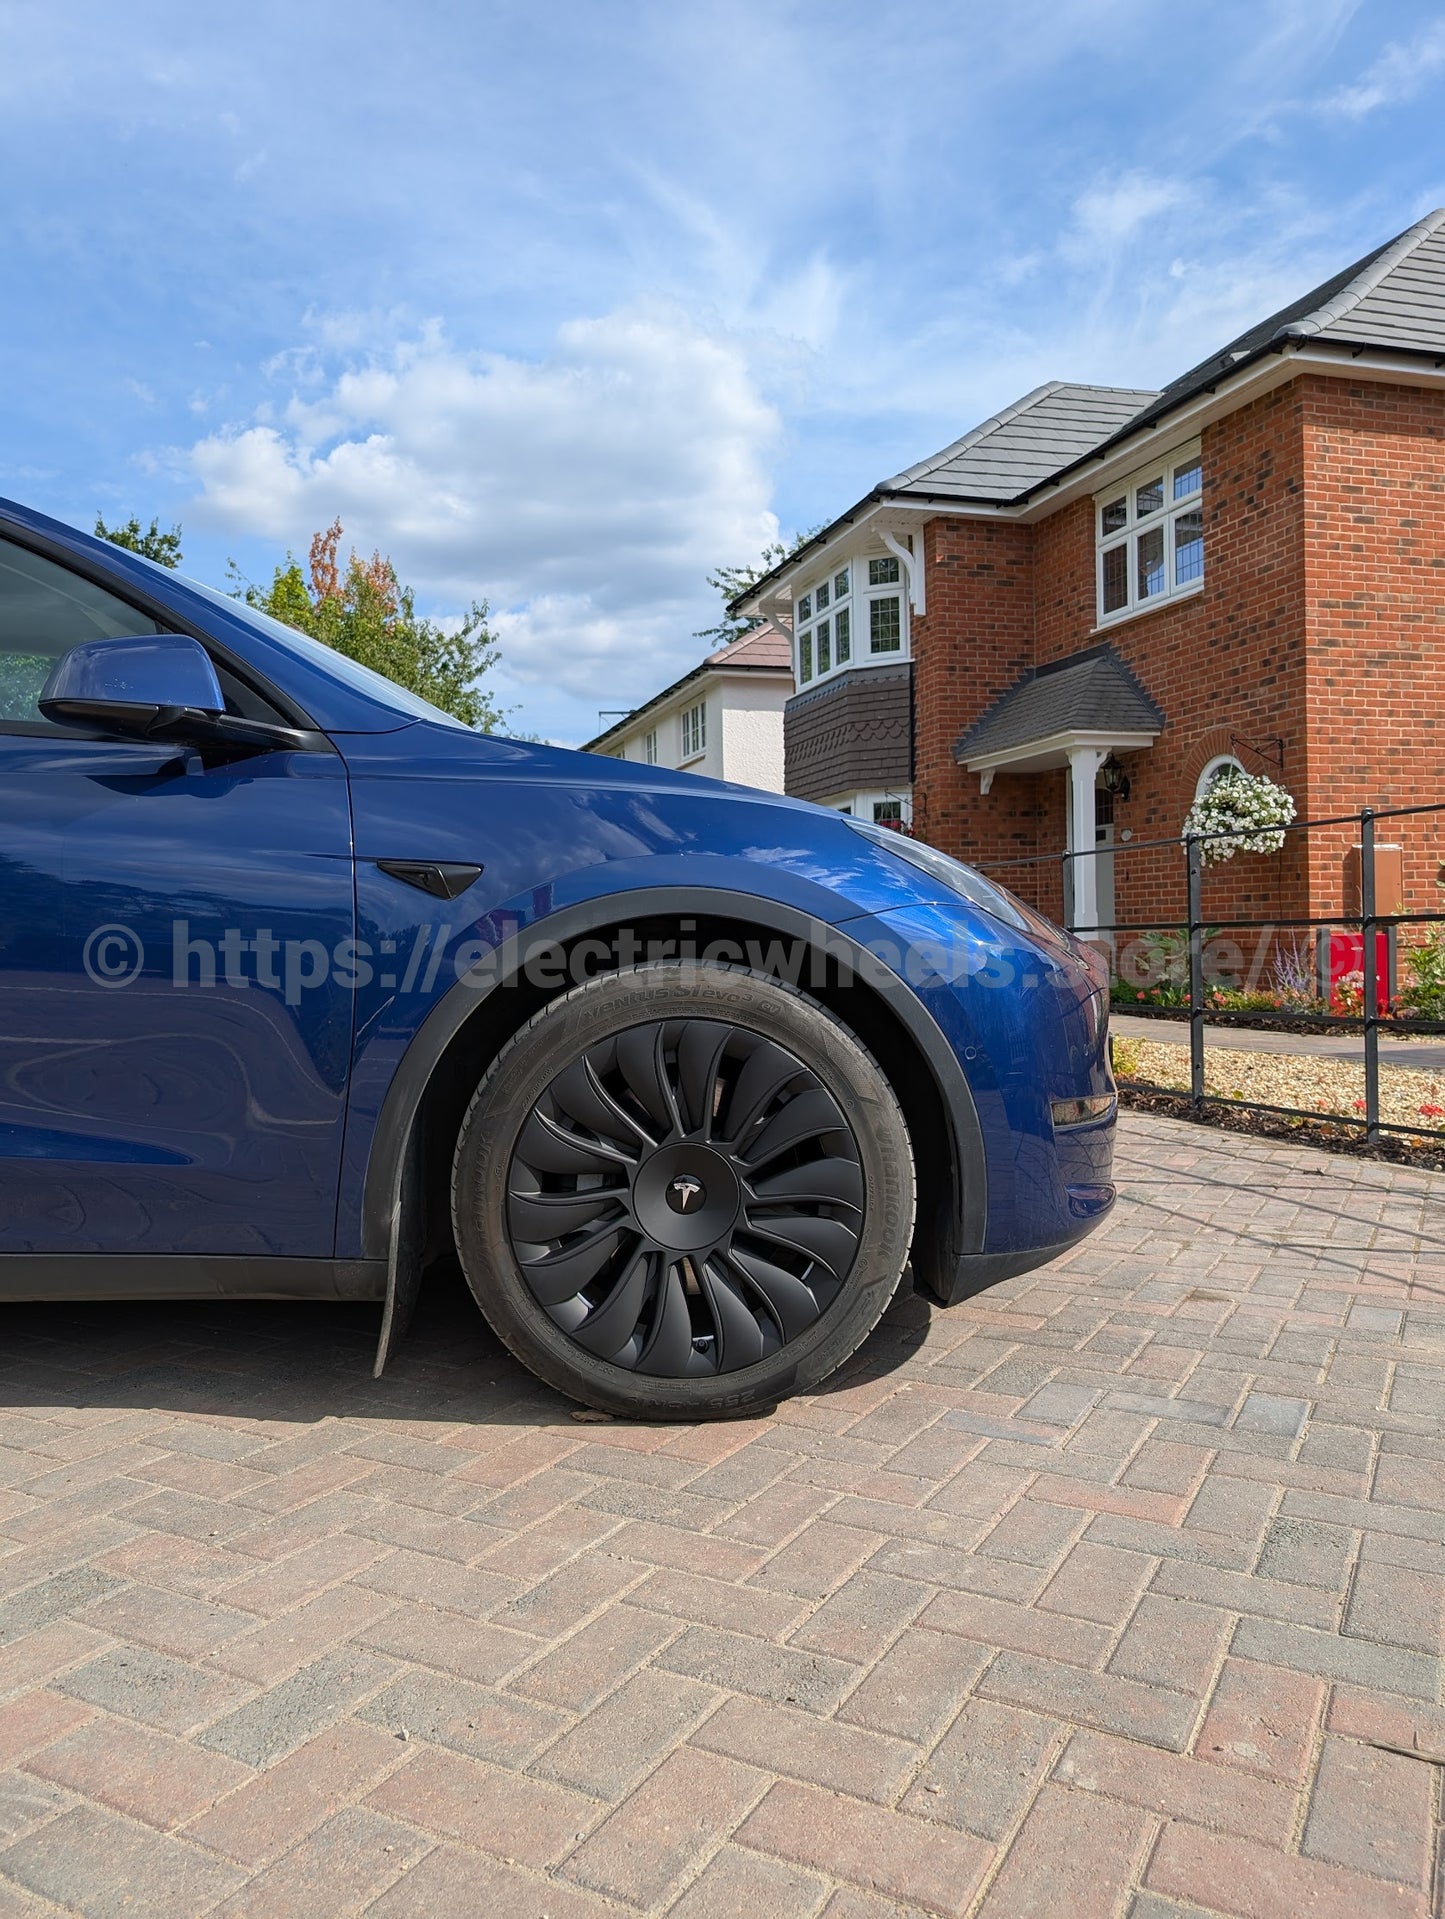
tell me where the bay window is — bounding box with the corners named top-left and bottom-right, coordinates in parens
top-left (794, 550), bottom-right (908, 689)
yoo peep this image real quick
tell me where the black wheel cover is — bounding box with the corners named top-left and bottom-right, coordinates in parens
top-left (505, 1017), bottom-right (865, 1378)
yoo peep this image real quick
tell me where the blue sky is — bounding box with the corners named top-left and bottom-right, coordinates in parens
top-left (3, 0), bottom-right (1444, 743)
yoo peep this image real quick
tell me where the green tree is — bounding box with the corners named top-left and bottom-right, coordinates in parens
top-left (95, 514), bottom-right (183, 567)
top-left (696, 527), bottom-right (820, 647)
top-left (231, 520), bottom-right (503, 731)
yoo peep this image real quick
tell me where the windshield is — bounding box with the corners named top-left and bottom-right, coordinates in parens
top-left (171, 572), bottom-right (473, 730)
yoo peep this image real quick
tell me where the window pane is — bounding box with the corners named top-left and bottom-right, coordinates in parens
top-left (1101, 543), bottom-right (1128, 613)
top-left (816, 616), bottom-right (830, 675)
top-left (1173, 507), bottom-right (1204, 585)
top-left (1135, 476), bottom-right (1164, 518)
top-left (872, 799), bottom-right (902, 824)
top-left (815, 580), bottom-right (829, 610)
top-left (0, 537), bottom-right (162, 726)
top-left (797, 593), bottom-right (811, 622)
top-left (1100, 497), bottom-right (1127, 535)
top-left (1137, 526), bottom-right (1165, 600)
top-left (799, 632), bottom-right (813, 681)
top-left (834, 605), bottom-right (850, 662)
top-left (868, 556), bottom-right (900, 586)
top-left (869, 596), bottom-right (901, 653)
top-left (834, 568), bottom-right (849, 599)
top-left (1173, 458), bottom-right (1202, 499)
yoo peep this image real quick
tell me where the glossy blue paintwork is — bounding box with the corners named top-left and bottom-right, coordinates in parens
top-left (0, 497), bottom-right (1114, 1278)
top-left (39, 632), bottom-right (224, 715)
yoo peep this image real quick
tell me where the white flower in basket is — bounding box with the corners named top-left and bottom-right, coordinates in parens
top-left (1183, 769), bottom-right (1296, 865)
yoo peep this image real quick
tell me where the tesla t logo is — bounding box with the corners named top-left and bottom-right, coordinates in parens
top-left (667, 1176), bottom-right (705, 1214)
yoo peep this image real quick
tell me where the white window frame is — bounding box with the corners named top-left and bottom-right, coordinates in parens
top-left (1194, 753), bottom-right (1244, 800)
top-left (792, 548), bottom-right (910, 691)
top-left (826, 788), bottom-right (913, 827)
top-left (679, 699), bottom-right (706, 761)
top-left (1095, 443), bottom-right (1203, 627)
top-left (643, 728), bottom-right (658, 765)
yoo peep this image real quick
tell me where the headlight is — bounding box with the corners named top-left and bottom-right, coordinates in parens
top-left (846, 816), bottom-right (1033, 932)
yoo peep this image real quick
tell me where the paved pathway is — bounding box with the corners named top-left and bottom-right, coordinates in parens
top-left (1112, 1012), bottom-right (1445, 1072)
top-left (0, 1111), bottom-right (1442, 1918)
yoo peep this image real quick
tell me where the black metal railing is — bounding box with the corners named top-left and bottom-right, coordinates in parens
top-left (974, 800), bottom-right (1445, 1146)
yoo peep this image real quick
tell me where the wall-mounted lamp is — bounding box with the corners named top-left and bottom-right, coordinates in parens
top-left (1099, 754), bottom-right (1130, 801)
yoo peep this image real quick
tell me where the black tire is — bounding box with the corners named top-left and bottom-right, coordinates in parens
top-left (450, 960), bottom-right (915, 1419)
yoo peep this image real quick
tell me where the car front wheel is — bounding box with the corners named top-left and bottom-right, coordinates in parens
top-left (450, 959), bottom-right (916, 1419)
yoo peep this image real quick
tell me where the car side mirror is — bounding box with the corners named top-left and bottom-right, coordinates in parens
top-left (39, 634), bottom-right (315, 757)
top-left (39, 633), bottom-right (226, 736)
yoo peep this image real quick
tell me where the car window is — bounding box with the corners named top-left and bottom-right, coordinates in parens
top-left (0, 537), bottom-right (288, 733)
top-left (0, 536), bottom-right (163, 728)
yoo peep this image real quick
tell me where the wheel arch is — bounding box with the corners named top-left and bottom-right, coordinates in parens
top-left (363, 888), bottom-right (988, 1369)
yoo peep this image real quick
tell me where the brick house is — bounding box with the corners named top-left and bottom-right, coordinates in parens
top-left (735, 209), bottom-right (1445, 950)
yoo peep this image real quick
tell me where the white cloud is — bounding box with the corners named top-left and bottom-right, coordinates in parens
top-left (1321, 16), bottom-right (1445, 118)
top-left (1068, 172), bottom-right (1191, 252)
top-left (188, 306), bottom-right (780, 734)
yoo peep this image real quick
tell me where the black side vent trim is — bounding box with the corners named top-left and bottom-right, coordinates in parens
top-left (375, 859), bottom-right (484, 900)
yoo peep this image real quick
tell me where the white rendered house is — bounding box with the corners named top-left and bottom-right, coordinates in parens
top-left (583, 625), bottom-right (793, 792)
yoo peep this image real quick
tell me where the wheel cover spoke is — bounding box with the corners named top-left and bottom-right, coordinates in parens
top-left (505, 1016), bottom-right (864, 1378)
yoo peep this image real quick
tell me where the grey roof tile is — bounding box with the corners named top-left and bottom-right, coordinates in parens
top-left (882, 383), bottom-right (1158, 503)
top-left (954, 644), bottom-right (1164, 763)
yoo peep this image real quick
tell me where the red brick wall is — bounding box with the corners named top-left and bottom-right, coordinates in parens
top-left (1299, 374), bottom-right (1445, 920)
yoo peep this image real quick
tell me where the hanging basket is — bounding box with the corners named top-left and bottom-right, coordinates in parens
top-left (1184, 769), bottom-right (1296, 865)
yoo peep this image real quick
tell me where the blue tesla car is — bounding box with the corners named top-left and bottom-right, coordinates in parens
top-left (0, 499), bottom-right (1114, 1418)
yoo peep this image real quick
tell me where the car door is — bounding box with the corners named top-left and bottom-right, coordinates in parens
top-left (0, 533), bottom-right (355, 1260)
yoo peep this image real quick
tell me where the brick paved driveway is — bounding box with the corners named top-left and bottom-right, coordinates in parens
top-left (1, 1109), bottom-right (1441, 1919)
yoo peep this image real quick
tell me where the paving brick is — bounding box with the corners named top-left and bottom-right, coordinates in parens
top-left (1150, 1557), bottom-right (1338, 1630)
top-left (786, 1569), bottom-right (928, 1664)
top-left (1105, 1391), bottom-right (1231, 1427)
top-left (183, 1720), bottom-right (404, 1865)
top-left (350, 1548), bottom-right (517, 1616)
top-left (662, 1842), bottom-right (828, 1919)
top-left (76, 1585), bottom-right (251, 1660)
top-left (210, 1583), bottom-right (395, 1685)
top-left (358, 1667), bottom-right (567, 1768)
top-left (903, 1698), bottom-right (1060, 1839)
top-left (366, 1841), bottom-right (615, 1919)
top-left (1344, 1559), bottom-right (1444, 1655)
top-left (0, 1802), bottom-right (244, 1919)
top-left (0, 1772), bottom-right (70, 1848)
top-left (1037, 1542), bottom-right (1155, 1627)
top-left (1194, 1658), bottom-right (1324, 1783)
top-left (737, 1780), bottom-right (992, 1917)
top-left (1107, 1594), bottom-right (1231, 1696)
top-left (0, 1621), bottom-right (111, 1701)
top-left (1230, 1615), bottom-right (1438, 1701)
top-left (368, 1745), bottom-right (598, 1864)
top-left (536, 1667), bottom-right (718, 1798)
top-left (1255, 1516), bottom-right (1357, 1592)
top-left (1301, 1736), bottom-right (1435, 1886)
top-left (54, 1646), bottom-right (252, 1737)
top-left (750, 1521), bottom-right (882, 1600)
top-left (628, 1568), bottom-right (807, 1640)
top-left (209, 1803), bottom-right (426, 1919)
top-left (25, 1715), bottom-right (250, 1831)
top-left (562, 1744), bottom-right (765, 1908)
top-left (834, 1627), bottom-right (989, 1743)
top-left (868, 1534), bottom-right (1043, 1601)
top-left (978, 1651), bottom-right (1199, 1752)
top-left (197, 1648), bottom-right (397, 1766)
top-left (977, 1781), bottom-right (1151, 1919)
top-left (0, 1568), bottom-right (129, 1642)
top-left (93, 1532), bottom-right (250, 1598)
top-left (606, 1521), bottom-right (766, 1581)
top-left (921, 1588), bottom-right (1112, 1667)
top-left (656, 1625), bottom-right (854, 1713)
top-left (507, 1602), bottom-right (677, 1710)
top-left (1234, 1393), bottom-right (1310, 1438)
top-left (1054, 1729), bottom-right (1297, 1844)
top-left (692, 1696), bottom-right (916, 1804)
top-left (1145, 1822), bottom-right (1424, 1919)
